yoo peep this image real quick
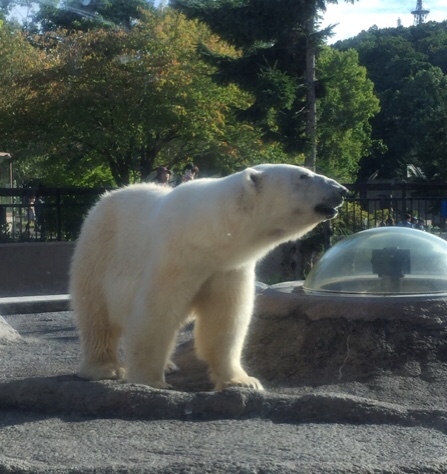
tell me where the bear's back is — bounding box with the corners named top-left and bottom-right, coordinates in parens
top-left (75, 183), bottom-right (170, 264)
top-left (71, 183), bottom-right (172, 308)
top-left (107, 183), bottom-right (171, 229)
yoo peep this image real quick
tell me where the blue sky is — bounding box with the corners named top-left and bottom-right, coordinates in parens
top-left (322, 0), bottom-right (447, 43)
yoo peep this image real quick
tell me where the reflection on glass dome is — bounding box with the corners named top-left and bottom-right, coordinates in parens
top-left (303, 227), bottom-right (447, 296)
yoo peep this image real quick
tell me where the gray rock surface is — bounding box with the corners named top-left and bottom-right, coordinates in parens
top-left (1, 288), bottom-right (447, 473)
top-left (0, 316), bottom-right (21, 344)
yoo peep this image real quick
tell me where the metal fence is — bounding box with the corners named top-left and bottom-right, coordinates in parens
top-left (0, 188), bottom-right (108, 243)
top-left (337, 196), bottom-right (446, 235)
top-left (341, 182), bottom-right (447, 236)
top-left (1, 183), bottom-right (447, 243)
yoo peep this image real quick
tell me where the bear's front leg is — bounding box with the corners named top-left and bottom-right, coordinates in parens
top-left (193, 265), bottom-right (264, 391)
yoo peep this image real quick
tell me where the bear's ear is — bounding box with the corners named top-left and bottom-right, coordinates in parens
top-left (245, 168), bottom-right (263, 192)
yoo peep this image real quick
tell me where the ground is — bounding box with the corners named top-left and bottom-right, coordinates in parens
top-left (1, 302), bottom-right (447, 473)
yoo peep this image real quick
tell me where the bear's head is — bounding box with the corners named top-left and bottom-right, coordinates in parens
top-left (238, 164), bottom-right (348, 245)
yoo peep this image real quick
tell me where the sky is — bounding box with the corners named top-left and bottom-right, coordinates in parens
top-left (321, 0), bottom-right (447, 44)
top-left (7, 0), bottom-right (447, 43)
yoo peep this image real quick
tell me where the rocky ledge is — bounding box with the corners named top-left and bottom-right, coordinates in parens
top-left (1, 284), bottom-right (447, 473)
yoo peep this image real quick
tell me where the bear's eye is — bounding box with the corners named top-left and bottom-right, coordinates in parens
top-left (300, 174), bottom-right (310, 180)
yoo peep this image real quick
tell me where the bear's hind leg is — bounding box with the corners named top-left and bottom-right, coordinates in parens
top-left (76, 303), bottom-right (124, 381)
top-left (125, 290), bottom-right (186, 389)
top-left (124, 271), bottom-right (206, 389)
top-left (193, 266), bottom-right (263, 391)
top-left (125, 316), bottom-right (181, 389)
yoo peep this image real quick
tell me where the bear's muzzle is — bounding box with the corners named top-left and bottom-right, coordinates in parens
top-left (314, 185), bottom-right (349, 219)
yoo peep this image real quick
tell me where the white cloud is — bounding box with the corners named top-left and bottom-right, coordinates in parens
top-left (322, 0), bottom-right (447, 43)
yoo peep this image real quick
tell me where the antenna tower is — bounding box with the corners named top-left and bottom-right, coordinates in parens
top-left (411, 0), bottom-right (430, 26)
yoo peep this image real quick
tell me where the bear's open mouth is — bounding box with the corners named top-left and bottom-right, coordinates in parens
top-left (314, 204), bottom-right (339, 218)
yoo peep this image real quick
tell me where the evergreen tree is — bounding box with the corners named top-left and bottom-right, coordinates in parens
top-left (172, 0), bottom-right (357, 170)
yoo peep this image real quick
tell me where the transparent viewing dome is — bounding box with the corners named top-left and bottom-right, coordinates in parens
top-left (303, 227), bottom-right (447, 296)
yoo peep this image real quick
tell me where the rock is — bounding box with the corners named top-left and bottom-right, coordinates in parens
top-left (2, 293), bottom-right (447, 473)
top-left (0, 316), bottom-right (21, 345)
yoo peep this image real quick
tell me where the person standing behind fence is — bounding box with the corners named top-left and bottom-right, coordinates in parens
top-left (181, 163), bottom-right (199, 183)
top-left (34, 194), bottom-right (45, 235)
top-left (25, 196), bottom-right (38, 232)
top-left (154, 167), bottom-right (172, 186)
top-left (386, 217), bottom-right (395, 226)
top-left (398, 213), bottom-right (413, 228)
top-left (414, 218), bottom-right (426, 231)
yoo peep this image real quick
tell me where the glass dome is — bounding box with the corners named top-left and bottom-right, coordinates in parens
top-left (303, 227), bottom-right (447, 296)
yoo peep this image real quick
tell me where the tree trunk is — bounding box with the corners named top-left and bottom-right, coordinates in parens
top-left (304, 19), bottom-right (317, 172)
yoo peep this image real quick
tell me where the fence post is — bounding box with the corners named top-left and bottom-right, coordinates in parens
top-left (0, 206), bottom-right (5, 227)
top-left (56, 190), bottom-right (62, 241)
top-left (323, 220), bottom-right (332, 250)
top-left (402, 183), bottom-right (407, 218)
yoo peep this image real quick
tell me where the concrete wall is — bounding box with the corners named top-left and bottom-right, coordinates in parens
top-left (0, 242), bottom-right (75, 297)
top-left (0, 241), bottom-right (305, 297)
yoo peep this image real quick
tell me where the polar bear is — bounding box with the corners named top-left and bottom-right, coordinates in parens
top-left (70, 164), bottom-right (347, 390)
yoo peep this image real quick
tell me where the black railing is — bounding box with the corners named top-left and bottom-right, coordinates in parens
top-left (337, 197), bottom-right (447, 233)
top-left (1, 183), bottom-right (447, 243)
top-left (0, 188), bottom-right (108, 243)
top-left (341, 182), bottom-right (447, 236)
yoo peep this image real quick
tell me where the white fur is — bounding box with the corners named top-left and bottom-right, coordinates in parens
top-left (70, 164), bottom-right (346, 390)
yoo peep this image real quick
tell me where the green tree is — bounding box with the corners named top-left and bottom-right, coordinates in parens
top-left (336, 21), bottom-right (447, 180)
top-left (172, 0), bottom-right (359, 172)
top-left (390, 67), bottom-right (447, 180)
top-left (316, 47), bottom-right (381, 182)
top-left (33, 0), bottom-right (154, 32)
top-left (0, 9), bottom-right (270, 186)
top-left (1, 0), bottom-right (155, 32)
top-left (0, 21), bottom-right (48, 153)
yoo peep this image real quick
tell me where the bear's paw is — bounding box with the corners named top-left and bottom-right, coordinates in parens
top-left (78, 362), bottom-right (125, 381)
top-left (165, 360), bottom-right (179, 374)
top-left (126, 377), bottom-right (174, 390)
top-left (216, 375), bottom-right (264, 391)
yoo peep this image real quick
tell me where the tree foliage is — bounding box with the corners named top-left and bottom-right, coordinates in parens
top-left (316, 47), bottom-right (381, 181)
top-left (0, 9), bottom-right (273, 186)
top-left (0, 1), bottom-right (385, 187)
top-left (335, 21), bottom-right (447, 181)
top-left (171, 0), bottom-right (368, 171)
top-left (173, 0), bottom-right (378, 181)
top-left (0, 21), bottom-right (49, 156)
top-left (1, 0), bottom-right (155, 31)
top-left (33, 0), bottom-right (154, 32)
